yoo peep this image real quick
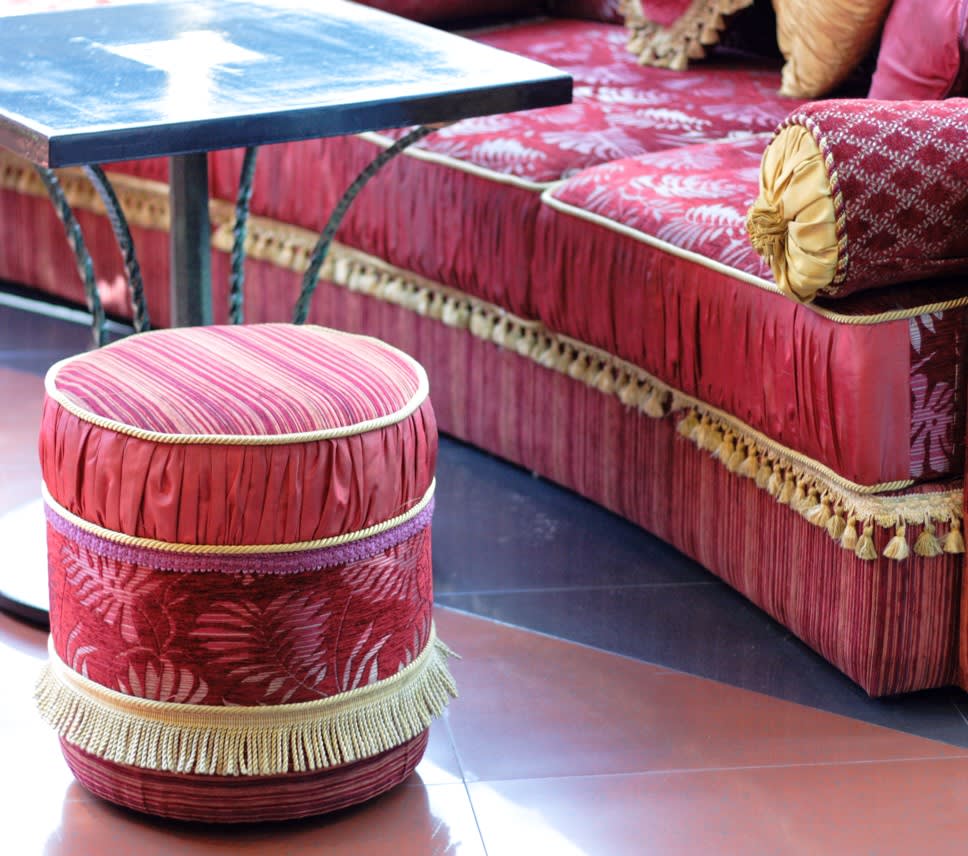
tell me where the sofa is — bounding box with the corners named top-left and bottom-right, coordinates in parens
top-left (3, 0), bottom-right (968, 697)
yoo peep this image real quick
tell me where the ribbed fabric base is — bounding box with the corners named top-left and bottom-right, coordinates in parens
top-left (60, 729), bottom-right (429, 823)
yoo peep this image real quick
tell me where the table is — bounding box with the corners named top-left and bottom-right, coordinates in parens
top-left (0, 0), bottom-right (572, 621)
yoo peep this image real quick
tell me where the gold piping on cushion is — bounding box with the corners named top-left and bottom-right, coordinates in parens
top-left (41, 479), bottom-right (435, 555)
top-left (622, 0), bottom-right (755, 71)
top-left (36, 629), bottom-right (457, 776)
top-left (747, 123), bottom-right (840, 303)
top-left (45, 326), bottom-right (429, 446)
top-left (0, 154), bottom-right (963, 559)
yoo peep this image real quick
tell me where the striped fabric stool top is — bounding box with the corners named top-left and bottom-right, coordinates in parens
top-left (35, 323), bottom-right (456, 822)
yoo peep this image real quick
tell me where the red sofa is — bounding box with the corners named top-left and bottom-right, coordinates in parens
top-left (3, 0), bottom-right (968, 696)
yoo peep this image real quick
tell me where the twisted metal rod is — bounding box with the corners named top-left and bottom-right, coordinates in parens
top-left (229, 146), bottom-right (259, 324)
top-left (293, 125), bottom-right (437, 325)
top-left (34, 166), bottom-right (107, 347)
top-left (82, 164), bottom-right (150, 333)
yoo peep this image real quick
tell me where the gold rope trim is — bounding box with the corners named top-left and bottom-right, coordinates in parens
top-left (44, 328), bottom-right (430, 446)
top-left (42, 479), bottom-right (435, 555)
top-left (36, 628), bottom-right (458, 776)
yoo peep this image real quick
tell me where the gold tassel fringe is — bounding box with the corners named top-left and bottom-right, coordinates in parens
top-left (35, 633), bottom-right (458, 777)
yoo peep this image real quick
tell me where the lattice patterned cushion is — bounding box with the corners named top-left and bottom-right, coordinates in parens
top-left (35, 324), bottom-right (455, 823)
top-left (748, 98), bottom-right (968, 303)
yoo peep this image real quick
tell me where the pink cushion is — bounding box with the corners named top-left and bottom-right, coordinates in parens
top-left (868, 0), bottom-right (968, 99)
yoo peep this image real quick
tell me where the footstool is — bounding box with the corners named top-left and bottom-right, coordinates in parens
top-left (35, 323), bottom-right (455, 823)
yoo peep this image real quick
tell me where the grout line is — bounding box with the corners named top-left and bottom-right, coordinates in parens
top-left (434, 580), bottom-right (721, 598)
top-left (465, 752), bottom-right (968, 789)
top-left (443, 716), bottom-right (491, 856)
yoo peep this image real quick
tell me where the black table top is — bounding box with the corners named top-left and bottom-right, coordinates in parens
top-left (0, 0), bottom-right (572, 167)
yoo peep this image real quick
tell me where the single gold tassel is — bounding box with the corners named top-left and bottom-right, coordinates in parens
top-left (840, 516), bottom-right (858, 551)
top-left (595, 367), bottom-right (616, 394)
top-left (691, 415), bottom-right (709, 448)
top-left (826, 509), bottom-right (847, 541)
top-left (491, 316), bottom-right (508, 348)
top-left (583, 359), bottom-right (601, 385)
top-left (618, 378), bottom-right (640, 408)
top-left (804, 497), bottom-right (832, 528)
top-left (798, 487), bottom-right (820, 516)
top-left (538, 342), bottom-right (559, 370)
top-left (855, 525), bottom-right (878, 561)
top-left (738, 451), bottom-right (759, 479)
top-left (714, 432), bottom-right (735, 463)
top-left (792, 479), bottom-right (807, 510)
top-left (555, 347), bottom-right (574, 374)
top-left (914, 523), bottom-right (943, 558)
top-left (704, 425), bottom-right (724, 453)
top-left (428, 291), bottom-right (450, 320)
top-left (516, 329), bottom-right (536, 358)
top-left (755, 459), bottom-right (773, 490)
top-left (642, 388), bottom-right (667, 419)
top-left (412, 289), bottom-right (432, 316)
top-left (677, 411), bottom-right (699, 439)
top-left (944, 519), bottom-right (966, 554)
top-left (568, 353), bottom-right (589, 381)
top-left (778, 473), bottom-right (796, 505)
top-left (882, 524), bottom-right (910, 561)
top-left (766, 465), bottom-right (783, 498)
top-left (726, 443), bottom-right (746, 473)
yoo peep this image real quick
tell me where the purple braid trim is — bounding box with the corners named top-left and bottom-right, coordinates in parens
top-left (44, 499), bottom-right (434, 575)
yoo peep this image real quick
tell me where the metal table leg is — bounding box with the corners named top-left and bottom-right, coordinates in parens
top-left (169, 152), bottom-right (213, 327)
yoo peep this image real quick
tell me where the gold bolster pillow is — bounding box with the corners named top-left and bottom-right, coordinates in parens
top-left (747, 124), bottom-right (839, 303)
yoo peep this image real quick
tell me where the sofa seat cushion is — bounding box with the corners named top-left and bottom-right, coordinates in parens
top-left (534, 135), bottom-right (968, 486)
top-left (99, 18), bottom-right (799, 320)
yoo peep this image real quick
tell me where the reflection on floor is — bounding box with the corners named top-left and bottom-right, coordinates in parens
top-left (4, 288), bottom-right (968, 852)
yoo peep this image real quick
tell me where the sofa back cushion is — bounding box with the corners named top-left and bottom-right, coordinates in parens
top-left (354, 0), bottom-right (544, 23)
top-left (773, 0), bottom-right (892, 97)
top-left (868, 0), bottom-right (968, 100)
top-left (552, 0), bottom-right (623, 22)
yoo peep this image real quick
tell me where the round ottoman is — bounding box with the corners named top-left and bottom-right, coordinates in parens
top-left (34, 323), bottom-right (455, 823)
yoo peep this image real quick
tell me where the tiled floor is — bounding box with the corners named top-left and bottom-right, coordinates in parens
top-left (4, 289), bottom-right (968, 852)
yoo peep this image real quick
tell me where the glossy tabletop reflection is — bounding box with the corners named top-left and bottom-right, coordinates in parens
top-left (0, 0), bottom-right (572, 167)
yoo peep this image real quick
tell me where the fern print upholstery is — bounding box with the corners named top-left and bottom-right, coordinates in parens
top-left (35, 324), bottom-right (456, 822)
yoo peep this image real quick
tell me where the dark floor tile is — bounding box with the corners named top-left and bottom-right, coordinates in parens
top-left (436, 582), bottom-right (794, 693)
top-left (433, 435), bottom-right (713, 594)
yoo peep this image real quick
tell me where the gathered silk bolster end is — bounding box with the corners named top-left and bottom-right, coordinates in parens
top-left (746, 117), bottom-right (841, 304)
top-left (748, 98), bottom-right (968, 304)
top-left (35, 630), bottom-right (458, 778)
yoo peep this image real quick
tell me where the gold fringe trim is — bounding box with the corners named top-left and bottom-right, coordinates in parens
top-left (42, 479), bottom-right (435, 556)
top-left (36, 629), bottom-right (457, 777)
top-left (1, 153), bottom-right (963, 561)
top-left (622, 0), bottom-right (755, 71)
